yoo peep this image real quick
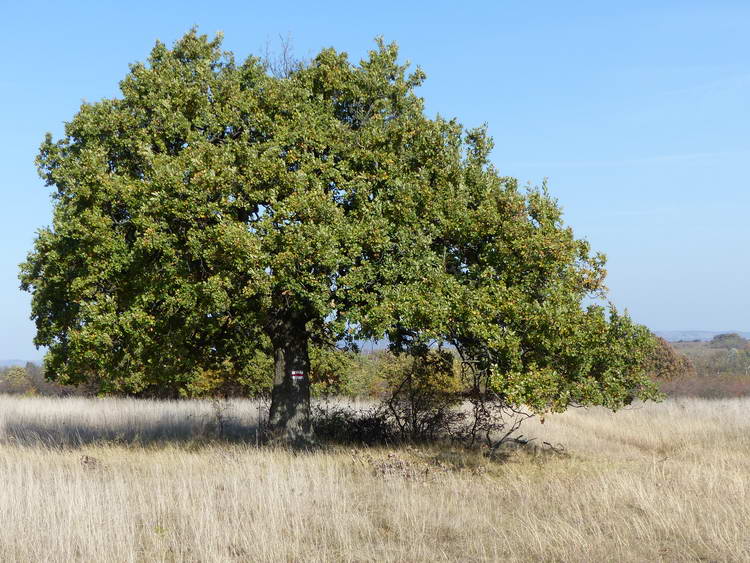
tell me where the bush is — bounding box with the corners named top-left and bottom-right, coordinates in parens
top-left (381, 350), bottom-right (464, 442)
top-left (313, 350), bottom-right (465, 445)
top-left (311, 349), bottom-right (535, 450)
top-left (645, 337), bottom-right (695, 380)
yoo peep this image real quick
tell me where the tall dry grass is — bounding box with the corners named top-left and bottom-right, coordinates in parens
top-left (0, 395), bottom-right (747, 561)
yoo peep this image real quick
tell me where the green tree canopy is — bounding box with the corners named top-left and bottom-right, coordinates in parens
top-left (21, 30), bottom-right (658, 439)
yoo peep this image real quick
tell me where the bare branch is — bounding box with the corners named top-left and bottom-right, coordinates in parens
top-left (261, 33), bottom-right (306, 78)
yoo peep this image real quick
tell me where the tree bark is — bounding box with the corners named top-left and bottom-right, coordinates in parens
top-left (268, 318), bottom-right (312, 443)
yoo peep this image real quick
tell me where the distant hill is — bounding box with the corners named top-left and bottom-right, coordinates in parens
top-left (0, 359), bottom-right (28, 368)
top-left (655, 331), bottom-right (750, 342)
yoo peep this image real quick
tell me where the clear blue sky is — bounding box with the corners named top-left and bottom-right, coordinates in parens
top-left (1, 1), bottom-right (748, 361)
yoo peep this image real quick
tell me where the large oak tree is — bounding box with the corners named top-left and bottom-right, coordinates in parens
top-left (21, 30), bottom-right (658, 441)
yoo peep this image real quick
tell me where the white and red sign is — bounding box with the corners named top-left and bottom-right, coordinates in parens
top-left (290, 370), bottom-right (305, 380)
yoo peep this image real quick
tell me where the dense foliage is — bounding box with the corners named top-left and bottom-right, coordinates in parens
top-left (644, 336), bottom-right (695, 380)
top-left (21, 30), bottom-right (658, 429)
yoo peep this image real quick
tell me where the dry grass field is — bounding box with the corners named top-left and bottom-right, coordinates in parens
top-left (0, 395), bottom-right (747, 562)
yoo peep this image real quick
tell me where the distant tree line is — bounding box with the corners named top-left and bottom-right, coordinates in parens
top-left (0, 363), bottom-right (76, 396)
top-left (2, 333), bottom-right (736, 402)
top-left (674, 333), bottom-right (750, 378)
top-left (2, 336), bottom-right (743, 441)
top-left (656, 334), bottom-right (750, 399)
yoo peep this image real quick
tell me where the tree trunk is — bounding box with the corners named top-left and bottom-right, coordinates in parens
top-left (268, 319), bottom-right (312, 443)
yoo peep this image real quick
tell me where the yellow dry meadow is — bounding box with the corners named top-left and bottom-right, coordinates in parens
top-left (0, 395), bottom-right (746, 562)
